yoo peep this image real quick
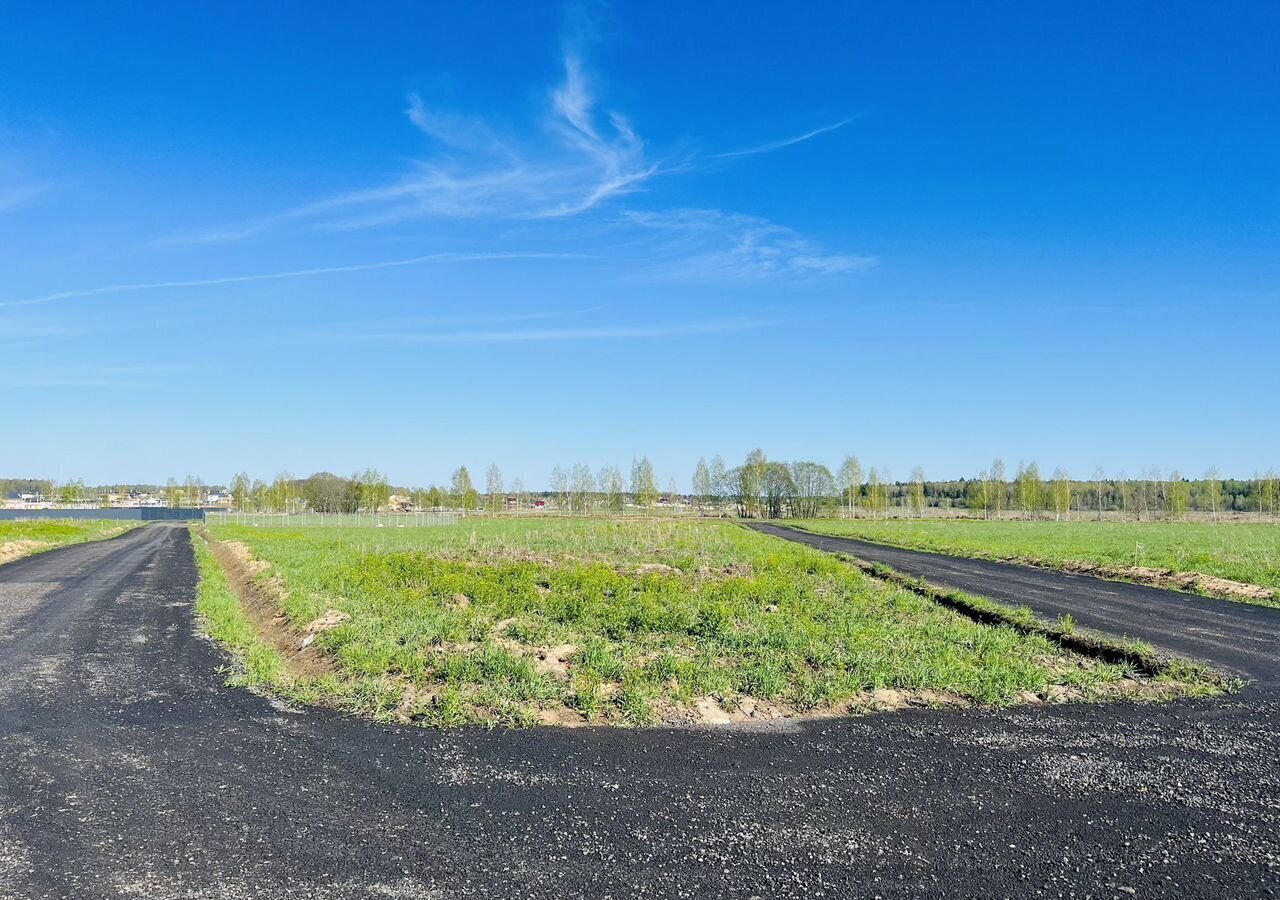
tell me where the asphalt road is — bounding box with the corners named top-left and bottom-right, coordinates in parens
top-left (748, 523), bottom-right (1280, 686)
top-left (1, 524), bottom-right (1278, 898)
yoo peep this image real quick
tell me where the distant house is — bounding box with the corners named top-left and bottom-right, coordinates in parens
top-left (533, 499), bottom-right (546, 510)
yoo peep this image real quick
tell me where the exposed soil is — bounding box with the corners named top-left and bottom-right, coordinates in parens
top-left (1045, 558), bottom-right (1276, 603)
top-left (201, 533), bottom-right (334, 679)
top-left (0, 540), bottom-right (47, 566)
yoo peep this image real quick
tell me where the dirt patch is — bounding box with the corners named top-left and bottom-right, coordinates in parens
top-left (1044, 559), bottom-right (1275, 604)
top-left (532, 643), bottom-right (577, 677)
top-left (487, 619), bottom-right (577, 680)
top-left (695, 562), bottom-right (755, 580)
top-left (202, 532), bottom-right (334, 679)
top-left (219, 541), bottom-right (271, 577)
top-left (536, 706), bottom-right (587, 727)
top-left (656, 688), bottom-right (975, 728)
top-left (0, 540), bottom-right (47, 566)
top-left (632, 563), bottom-right (683, 576)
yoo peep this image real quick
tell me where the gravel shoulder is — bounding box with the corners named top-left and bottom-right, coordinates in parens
top-left (0, 524), bottom-right (1277, 898)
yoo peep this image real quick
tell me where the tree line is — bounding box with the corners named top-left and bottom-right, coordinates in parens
top-left (8, 457), bottom-right (1280, 520)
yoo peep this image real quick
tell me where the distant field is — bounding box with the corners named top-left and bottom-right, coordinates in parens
top-left (0, 519), bottom-right (137, 564)
top-left (789, 519), bottom-right (1280, 601)
top-left (197, 518), bottom-right (1209, 728)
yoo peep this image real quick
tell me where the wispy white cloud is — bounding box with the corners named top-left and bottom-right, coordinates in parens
top-left (136, 45), bottom-right (867, 282)
top-left (404, 94), bottom-right (514, 157)
top-left (338, 317), bottom-right (770, 345)
top-left (0, 182), bottom-right (53, 212)
top-left (157, 51), bottom-right (847, 242)
top-left (306, 53), bottom-right (656, 228)
top-left (0, 251), bottom-right (595, 309)
top-left (708, 118), bottom-right (856, 161)
top-left (624, 209), bottom-right (876, 279)
top-left (0, 365), bottom-right (174, 389)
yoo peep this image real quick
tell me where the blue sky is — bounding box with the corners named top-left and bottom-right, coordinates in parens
top-left (2, 2), bottom-right (1277, 488)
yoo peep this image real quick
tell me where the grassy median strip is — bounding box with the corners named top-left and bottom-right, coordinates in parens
top-left (192, 518), bottom-right (1224, 728)
top-left (839, 555), bottom-right (1230, 693)
top-left (0, 519), bottom-right (140, 565)
top-left (789, 519), bottom-right (1279, 606)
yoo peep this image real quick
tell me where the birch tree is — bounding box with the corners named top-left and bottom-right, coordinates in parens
top-left (451, 466), bottom-right (476, 511)
top-left (1015, 462), bottom-right (1043, 518)
top-left (989, 458), bottom-right (1005, 518)
top-left (1166, 471), bottom-right (1189, 519)
top-left (909, 466), bottom-right (926, 518)
top-left (550, 466), bottom-right (569, 512)
top-left (486, 464), bottom-right (504, 515)
top-left (735, 449), bottom-right (767, 518)
top-left (867, 467), bottom-right (885, 519)
top-left (692, 458), bottom-right (712, 509)
top-left (1049, 467), bottom-right (1071, 520)
top-left (571, 463), bottom-right (595, 514)
top-left (1200, 467), bottom-right (1223, 519)
top-left (709, 455), bottom-right (728, 511)
top-left (631, 457), bottom-right (658, 507)
top-left (598, 465), bottom-right (625, 513)
top-left (837, 455), bottom-right (863, 519)
top-left (230, 472), bottom-right (251, 512)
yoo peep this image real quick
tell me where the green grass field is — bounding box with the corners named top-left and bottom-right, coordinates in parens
top-left (789, 519), bottom-right (1280, 600)
top-left (0, 519), bottom-right (137, 563)
top-left (198, 518), bottom-right (1213, 728)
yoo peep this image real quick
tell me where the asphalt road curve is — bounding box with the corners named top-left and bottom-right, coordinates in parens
top-left (748, 522), bottom-right (1280, 686)
top-left (1, 524), bottom-right (1278, 898)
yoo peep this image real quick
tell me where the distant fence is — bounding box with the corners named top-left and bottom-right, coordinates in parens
top-left (204, 512), bottom-right (460, 528)
top-left (0, 508), bottom-right (209, 522)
